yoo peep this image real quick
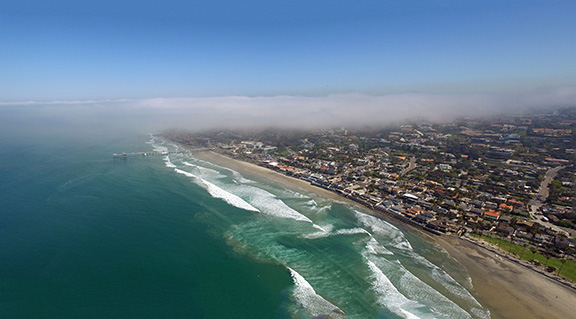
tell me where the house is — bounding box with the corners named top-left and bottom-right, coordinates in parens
top-left (499, 203), bottom-right (514, 213)
top-left (512, 208), bottom-right (530, 217)
top-left (414, 212), bottom-right (435, 224)
top-left (437, 163), bottom-right (452, 171)
top-left (458, 202), bottom-right (469, 211)
top-left (404, 207), bottom-right (424, 219)
top-left (496, 224), bottom-right (515, 236)
top-left (263, 146), bottom-right (277, 153)
top-left (402, 193), bottom-right (419, 203)
top-left (469, 207), bottom-right (483, 216)
top-left (516, 219), bottom-right (535, 229)
top-left (483, 210), bottom-right (501, 220)
top-left (507, 199), bottom-right (524, 207)
top-left (442, 199), bottom-right (456, 208)
top-left (427, 220), bottom-right (450, 233)
top-left (432, 206), bottom-right (448, 214)
top-left (545, 158), bottom-right (570, 165)
top-left (471, 200), bottom-right (484, 208)
top-left (485, 202), bottom-right (498, 210)
top-left (417, 200), bottom-right (434, 209)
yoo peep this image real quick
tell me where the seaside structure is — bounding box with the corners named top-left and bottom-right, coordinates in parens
top-left (113, 148), bottom-right (211, 160)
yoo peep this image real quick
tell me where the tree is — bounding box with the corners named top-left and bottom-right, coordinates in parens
top-left (557, 258), bottom-right (568, 276)
top-left (520, 243), bottom-right (527, 259)
top-left (510, 216), bottom-right (518, 228)
top-left (508, 236), bottom-right (514, 254)
top-left (529, 223), bottom-right (541, 241)
top-left (530, 247), bottom-right (538, 261)
top-left (498, 233), bottom-right (504, 250)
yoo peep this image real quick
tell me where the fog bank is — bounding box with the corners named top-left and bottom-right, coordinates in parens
top-left (2, 89), bottom-right (575, 136)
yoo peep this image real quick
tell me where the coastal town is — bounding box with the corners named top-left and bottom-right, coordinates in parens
top-left (164, 107), bottom-right (576, 282)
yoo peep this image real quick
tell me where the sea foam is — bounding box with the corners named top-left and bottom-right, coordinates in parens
top-left (174, 169), bottom-right (259, 212)
top-left (356, 211), bottom-right (413, 250)
top-left (366, 251), bottom-right (474, 319)
top-left (359, 213), bottom-right (484, 318)
top-left (164, 156), bottom-right (176, 168)
top-left (366, 260), bottom-right (426, 319)
top-left (288, 267), bottom-right (346, 319)
top-left (153, 144), bottom-right (168, 153)
top-left (302, 227), bottom-right (371, 240)
top-left (399, 250), bottom-right (487, 317)
top-left (183, 161), bottom-right (224, 178)
top-left (235, 184), bottom-right (316, 224)
top-left (178, 160), bottom-right (318, 226)
top-left (227, 168), bottom-right (255, 184)
top-left (365, 237), bottom-right (395, 256)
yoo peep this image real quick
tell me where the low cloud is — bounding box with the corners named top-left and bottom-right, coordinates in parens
top-left (2, 88), bottom-right (575, 133)
top-left (132, 88), bottom-right (576, 130)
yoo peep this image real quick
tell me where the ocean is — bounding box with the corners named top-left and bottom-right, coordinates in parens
top-left (0, 110), bottom-right (490, 318)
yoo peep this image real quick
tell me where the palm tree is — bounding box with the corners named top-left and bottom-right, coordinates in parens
top-left (520, 243), bottom-right (528, 260)
top-left (508, 236), bottom-right (514, 254)
top-left (544, 253), bottom-right (551, 268)
top-left (530, 247), bottom-right (538, 261)
top-left (529, 223), bottom-right (541, 242)
top-left (557, 258), bottom-right (567, 276)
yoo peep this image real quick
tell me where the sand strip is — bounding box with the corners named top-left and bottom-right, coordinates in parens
top-left (193, 151), bottom-right (346, 202)
top-left (437, 236), bottom-right (576, 319)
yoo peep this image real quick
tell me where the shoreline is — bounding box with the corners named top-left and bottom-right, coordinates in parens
top-left (193, 151), bottom-right (433, 235)
top-left (193, 151), bottom-right (576, 319)
top-left (194, 151), bottom-right (444, 235)
top-left (193, 151), bottom-right (351, 203)
top-left (437, 236), bottom-right (576, 319)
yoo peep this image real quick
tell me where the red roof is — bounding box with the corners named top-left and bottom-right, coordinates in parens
top-left (484, 210), bottom-right (501, 219)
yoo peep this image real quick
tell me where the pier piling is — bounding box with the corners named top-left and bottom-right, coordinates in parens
top-left (113, 148), bottom-right (211, 160)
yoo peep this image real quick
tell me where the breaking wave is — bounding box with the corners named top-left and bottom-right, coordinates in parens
top-left (356, 211), bottom-right (413, 250)
top-left (182, 161), bottom-right (224, 178)
top-left (234, 184), bottom-right (318, 225)
top-left (288, 268), bottom-right (347, 319)
top-left (302, 227), bottom-right (370, 240)
top-left (174, 168), bottom-right (259, 212)
top-left (163, 156), bottom-right (176, 168)
top-left (366, 260), bottom-right (426, 319)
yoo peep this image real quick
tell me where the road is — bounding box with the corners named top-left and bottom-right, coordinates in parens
top-left (400, 157), bottom-right (417, 176)
top-left (528, 165), bottom-right (569, 235)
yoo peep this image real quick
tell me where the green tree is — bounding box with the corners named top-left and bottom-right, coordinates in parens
top-left (558, 258), bottom-right (568, 276)
top-left (520, 243), bottom-right (528, 259)
top-left (544, 253), bottom-right (551, 267)
top-left (531, 247), bottom-right (538, 261)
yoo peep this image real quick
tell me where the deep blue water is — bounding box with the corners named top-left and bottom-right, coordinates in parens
top-left (0, 109), bottom-right (490, 318)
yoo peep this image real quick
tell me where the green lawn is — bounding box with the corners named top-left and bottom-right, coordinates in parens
top-left (469, 233), bottom-right (576, 282)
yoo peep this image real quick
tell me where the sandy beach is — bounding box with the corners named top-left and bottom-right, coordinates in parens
top-left (438, 237), bottom-right (576, 319)
top-left (194, 151), bottom-right (576, 319)
top-left (194, 151), bottom-right (346, 202)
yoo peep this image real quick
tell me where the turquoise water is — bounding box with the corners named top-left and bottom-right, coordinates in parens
top-left (0, 110), bottom-right (490, 318)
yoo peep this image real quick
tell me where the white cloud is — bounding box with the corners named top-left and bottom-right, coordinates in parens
top-left (2, 88), bottom-right (575, 131)
top-left (129, 88), bottom-right (576, 129)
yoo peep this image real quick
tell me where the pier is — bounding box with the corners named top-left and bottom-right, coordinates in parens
top-left (113, 148), bottom-right (211, 160)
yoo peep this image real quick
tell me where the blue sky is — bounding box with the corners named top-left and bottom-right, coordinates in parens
top-left (1, 0), bottom-right (575, 101)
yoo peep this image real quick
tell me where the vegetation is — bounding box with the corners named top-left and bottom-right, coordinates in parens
top-left (471, 233), bottom-right (576, 282)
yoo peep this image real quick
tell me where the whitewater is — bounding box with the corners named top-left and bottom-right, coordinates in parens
top-left (153, 137), bottom-right (490, 319)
